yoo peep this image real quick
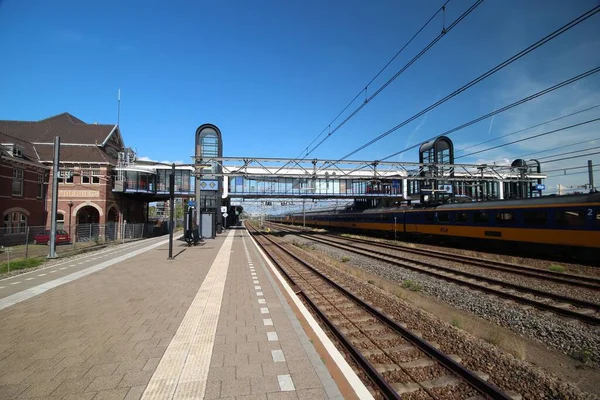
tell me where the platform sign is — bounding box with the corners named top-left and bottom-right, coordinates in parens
top-left (392, 179), bottom-right (400, 189)
top-left (220, 206), bottom-right (227, 213)
top-left (534, 184), bottom-right (546, 191)
top-left (58, 170), bottom-right (73, 179)
top-left (188, 201), bottom-right (196, 207)
top-left (222, 212), bottom-right (228, 218)
top-left (438, 184), bottom-right (453, 193)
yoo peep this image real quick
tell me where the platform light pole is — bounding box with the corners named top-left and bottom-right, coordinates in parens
top-left (48, 136), bottom-right (60, 259)
top-left (168, 163), bottom-right (175, 260)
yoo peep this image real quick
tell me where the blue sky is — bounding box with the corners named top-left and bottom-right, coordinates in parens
top-left (1, 0), bottom-right (599, 193)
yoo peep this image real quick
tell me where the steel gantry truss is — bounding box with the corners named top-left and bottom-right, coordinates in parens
top-left (192, 156), bottom-right (543, 181)
top-left (192, 156), bottom-right (546, 200)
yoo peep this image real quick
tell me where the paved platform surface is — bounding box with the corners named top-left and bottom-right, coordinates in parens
top-left (0, 228), bottom-right (344, 399)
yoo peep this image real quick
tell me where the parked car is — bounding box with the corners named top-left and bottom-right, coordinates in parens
top-left (33, 230), bottom-right (71, 245)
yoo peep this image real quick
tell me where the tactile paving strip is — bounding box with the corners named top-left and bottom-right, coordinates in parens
top-left (141, 230), bottom-right (235, 399)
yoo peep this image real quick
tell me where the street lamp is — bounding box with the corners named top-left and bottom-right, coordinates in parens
top-left (68, 201), bottom-right (73, 237)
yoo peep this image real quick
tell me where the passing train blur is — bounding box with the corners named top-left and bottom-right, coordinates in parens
top-left (275, 192), bottom-right (600, 260)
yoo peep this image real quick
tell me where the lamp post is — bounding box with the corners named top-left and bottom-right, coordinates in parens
top-left (68, 201), bottom-right (73, 237)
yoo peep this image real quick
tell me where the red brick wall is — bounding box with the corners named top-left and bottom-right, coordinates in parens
top-left (0, 158), bottom-right (48, 228)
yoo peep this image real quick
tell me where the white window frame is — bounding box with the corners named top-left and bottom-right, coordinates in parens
top-left (37, 174), bottom-right (44, 198)
top-left (12, 168), bottom-right (24, 196)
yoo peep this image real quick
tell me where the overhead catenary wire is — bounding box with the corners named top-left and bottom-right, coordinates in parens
top-left (455, 104), bottom-right (600, 155)
top-left (545, 163), bottom-right (598, 175)
top-left (276, 1), bottom-right (455, 175)
top-left (493, 135), bottom-right (600, 163)
top-left (334, 4), bottom-right (600, 164)
top-left (378, 66), bottom-right (600, 164)
top-left (539, 149), bottom-right (600, 164)
top-left (455, 117), bottom-right (600, 158)
top-left (305, 0), bottom-right (484, 158)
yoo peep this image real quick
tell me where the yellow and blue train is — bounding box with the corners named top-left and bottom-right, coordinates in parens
top-left (278, 193), bottom-right (600, 260)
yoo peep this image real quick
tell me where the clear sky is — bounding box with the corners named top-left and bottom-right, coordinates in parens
top-left (1, 0), bottom-right (599, 195)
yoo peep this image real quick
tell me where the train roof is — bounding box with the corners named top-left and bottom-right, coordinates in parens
top-left (434, 192), bottom-right (600, 210)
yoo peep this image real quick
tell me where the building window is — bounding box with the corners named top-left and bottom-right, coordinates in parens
top-left (12, 168), bottom-right (24, 196)
top-left (57, 213), bottom-right (65, 230)
top-left (37, 174), bottom-right (44, 198)
top-left (3, 212), bottom-right (27, 234)
top-left (82, 170), bottom-right (101, 184)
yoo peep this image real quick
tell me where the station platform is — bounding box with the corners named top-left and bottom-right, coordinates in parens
top-left (0, 227), bottom-right (364, 400)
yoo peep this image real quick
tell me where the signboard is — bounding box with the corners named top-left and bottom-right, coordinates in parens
top-left (199, 180), bottom-right (219, 191)
top-left (438, 184), bottom-right (453, 194)
top-left (58, 170), bottom-right (73, 179)
top-left (222, 212), bottom-right (228, 217)
top-left (220, 206), bottom-right (227, 213)
top-left (534, 184), bottom-right (546, 191)
top-left (58, 190), bottom-right (100, 198)
top-left (188, 201), bottom-right (196, 207)
top-left (392, 179), bottom-right (400, 189)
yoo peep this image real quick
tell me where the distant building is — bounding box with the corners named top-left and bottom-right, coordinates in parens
top-left (0, 131), bottom-right (48, 233)
top-left (0, 113), bottom-right (146, 240)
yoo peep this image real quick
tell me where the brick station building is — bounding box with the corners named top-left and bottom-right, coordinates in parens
top-left (0, 112), bottom-right (145, 242)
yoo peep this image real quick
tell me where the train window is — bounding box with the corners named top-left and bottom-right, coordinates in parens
top-left (523, 210), bottom-right (547, 225)
top-left (597, 211), bottom-right (600, 225)
top-left (456, 212), bottom-right (469, 223)
top-left (438, 212), bottom-right (450, 222)
top-left (474, 212), bottom-right (489, 223)
top-left (424, 213), bottom-right (435, 223)
top-left (556, 210), bottom-right (585, 227)
top-left (496, 212), bottom-right (513, 224)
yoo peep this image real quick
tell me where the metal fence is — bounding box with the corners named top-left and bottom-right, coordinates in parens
top-left (0, 222), bottom-right (171, 262)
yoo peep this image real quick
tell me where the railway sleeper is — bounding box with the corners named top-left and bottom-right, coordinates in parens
top-left (390, 374), bottom-right (460, 394)
top-left (361, 344), bottom-right (414, 356)
top-left (467, 390), bottom-right (523, 400)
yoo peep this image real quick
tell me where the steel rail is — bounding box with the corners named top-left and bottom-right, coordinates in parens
top-left (326, 233), bottom-right (600, 289)
top-left (248, 223), bottom-right (512, 399)
top-left (271, 226), bottom-right (600, 325)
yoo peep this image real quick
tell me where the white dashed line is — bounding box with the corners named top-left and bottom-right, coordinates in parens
top-left (253, 280), bottom-right (259, 284)
top-left (254, 286), bottom-right (261, 290)
top-left (49, 271), bottom-right (57, 273)
top-left (10, 282), bottom-right (20, 285)
top-left (37, 274), bottom-right (47, 277)
top-left (271, 349), bottom-right (285, 362)
top-left (267, 332), bottom-right (279, 341)
top-left (25, 278), bottom-right (35, 281)
top-left (69, 264), bottom-right (76, 267)
top-left (0, 286), bottom-right (4, 289)
top-left (260, 307), bottom-right (269, 314)
top-left (278, 374), bottom-right (295, 391)
top-left (258, 299), bottom-right (266, 304)
top-left (59, 267), bottom-right (67, 270)
top-left (256, 292), bottom-right (263, 296)
top-left (263, 318), bottom-right (273, 326)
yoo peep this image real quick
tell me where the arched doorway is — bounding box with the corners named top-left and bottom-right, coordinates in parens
top-left (76, 206), bottom-right (100, 242)
top-left (106, 207), bottom-right (119, 241)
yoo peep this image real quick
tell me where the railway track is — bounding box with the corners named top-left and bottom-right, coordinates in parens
top-left (247, 223), bottom-right (517, 399)
top-left (329, 233), bottom-right (600, 290)
top-left (266, 222), bottom-right (600, 325)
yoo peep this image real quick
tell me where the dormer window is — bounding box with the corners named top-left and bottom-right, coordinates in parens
top-left (12, 145), bottom-right (24, 158)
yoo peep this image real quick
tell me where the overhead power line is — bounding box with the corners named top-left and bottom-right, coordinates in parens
top-left (455, 104), bottom-right (600, 154)
top-left (535, 145), bottom-right (600, 161)
top-left (494, 135), bottom-right (600, 163)
top-left (379, 67), bottom-right (600, 162)
top-left (541, 149), bottom-right (600, 164)
top-left (456, 117), bottom-right (600, 158)
top-left (334, 4), bottom-right (600, 164)
top-left (299, 0), bottom-right (483, 159)
top-left (545, 163), bottom-right (597, 174)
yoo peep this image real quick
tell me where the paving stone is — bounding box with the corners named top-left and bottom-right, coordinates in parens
top-left (49, 376), bottom-right (95, 398)
top-left (220, 378), bottom-right (252, 397)
top-left (87, 374), bottom-right (124, 392)
top-left (94, 387), bottom-right (130, 400)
